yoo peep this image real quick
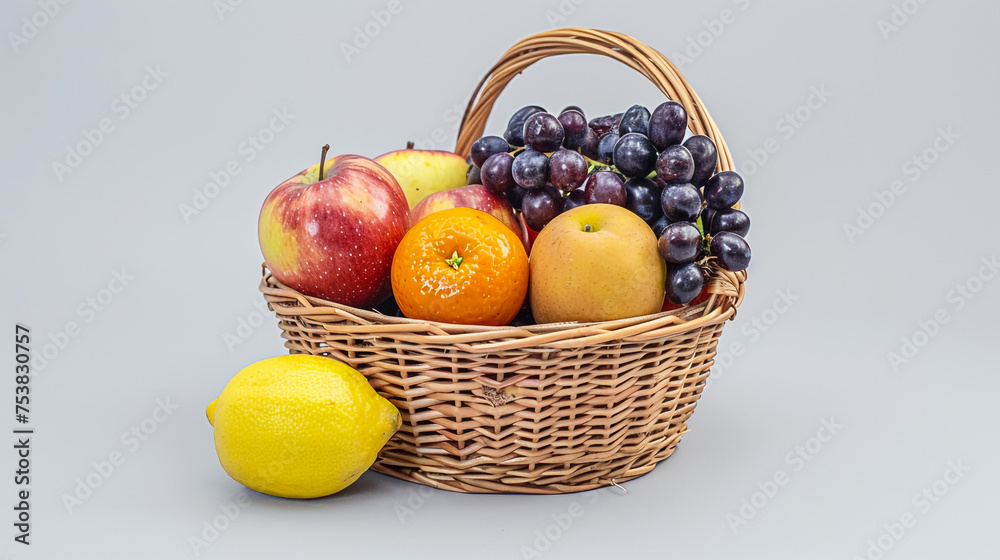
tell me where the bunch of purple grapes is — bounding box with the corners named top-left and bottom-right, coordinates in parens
top-left (465, 102), bottom-right (751, 306)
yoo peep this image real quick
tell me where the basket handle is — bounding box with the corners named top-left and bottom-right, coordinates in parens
top-left (455, 27), bottom-right (734, 176)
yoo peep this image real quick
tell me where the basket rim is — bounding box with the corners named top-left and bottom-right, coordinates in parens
top-left (259, 263), bottom-right (744, 351)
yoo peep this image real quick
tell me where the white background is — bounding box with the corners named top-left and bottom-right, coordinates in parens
top-left (2, 0), bottom-right (998, 558)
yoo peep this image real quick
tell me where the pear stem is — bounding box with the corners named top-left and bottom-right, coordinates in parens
top-left (318, 144), bottom-right (330, 180)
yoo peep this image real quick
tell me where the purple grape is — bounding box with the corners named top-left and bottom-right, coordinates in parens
top-left (709, 208), bottom-right (750, 238)
top-left (558, 110), bottom-right (588, 150)
top-left (624, 177), bottom-right (662, 225)
top-left (649, 101), bottom-right (687, 150)
top-left (684, 135), bottom-right (718, 187)
top-left (549, 149), bottom-right (588, 192)
top-left (584, 171), bottom-right (626, 206)
top-left (469, 135), bottom-right (511, 168)
top-left (522, 185), bottom-right (563, 230)
top-left (657, 221), bottom-right (703, 264)
top-left (580, 128), bottom-right (601, 160)
top-left (651, 214), bottom-right (672, 238)
top-left (655, 145), bottom-right (695, 184)
top-left (511, 148), bottom-right (549, 189)
top-left (562, 105), bottom-right (584, 115)
top-left (504, 105), bottom-right (545, 147)
top-left (666, 262), bottom-right (705, 305)
top-left (701, 207), bottom-right (716, 233)
top-left (562, 188), bottom-right (587, 212)
top-left (506, 184), bottom-right (526, 211)
top-left (588, 113), bottom-right (623, 136)
top-left (481, 152), bottom-right (515, 196)
top-left (660, 184), bottom-right (703, 222)
top-left (704, 171), bottom-right (745, 209)
top-left (523, 112), bottom-right (565, 153)
top-left (618, 104), bottom-right (650, 136)
top-left (597, 132), bottom-right (619, 165)
top-left (613, 133), bottom-right (657, 178)
top-left (710, 231), bottom-right (751, 271)
top-left (466, 163), bottom-right (481, 185)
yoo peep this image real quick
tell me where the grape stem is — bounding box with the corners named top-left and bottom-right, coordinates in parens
top-left (581, 154), bottom-right (622, 175)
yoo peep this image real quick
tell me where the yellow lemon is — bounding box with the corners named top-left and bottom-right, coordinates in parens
top-left (207, 354), bottom-right (400, 499)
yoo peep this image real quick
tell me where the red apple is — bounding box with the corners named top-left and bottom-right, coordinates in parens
top-left (258, 149), bottom-right (409, 308)
top-left (410, 184), bottom-right (530, 252)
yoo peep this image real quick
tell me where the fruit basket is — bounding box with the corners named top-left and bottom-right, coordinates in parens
top-left (259, 28), bottom-right (746, 494)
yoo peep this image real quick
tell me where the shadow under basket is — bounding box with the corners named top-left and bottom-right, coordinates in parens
top-left (258, 28), bottom-right (747, 494)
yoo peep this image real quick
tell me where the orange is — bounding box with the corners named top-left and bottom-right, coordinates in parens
top-left (391, 208), bottom-right (529, 326)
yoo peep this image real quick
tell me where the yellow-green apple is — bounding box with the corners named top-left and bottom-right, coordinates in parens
top-left (529, 204), bottom-right (666, 323)
top-left (373, 148), bottom-right (468, 209)
top-left (258, 149), bottom-right (409, 308)
top-left (409, 184), bottom-right (530, 252)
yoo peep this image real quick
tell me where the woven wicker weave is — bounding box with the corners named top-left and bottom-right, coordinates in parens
top-left (260, 28), bottom-right (747, 494)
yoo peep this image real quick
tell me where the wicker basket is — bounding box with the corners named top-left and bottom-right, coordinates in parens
top-left (260, 28), bottom-right (747, 494)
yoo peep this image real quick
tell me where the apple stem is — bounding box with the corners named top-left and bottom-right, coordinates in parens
top-left (406, 141), bottom-right (414, 149)
top-left (318, 144), bottom-right (330, 180)
top-left (584, 224), bottom-right (593, 232)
